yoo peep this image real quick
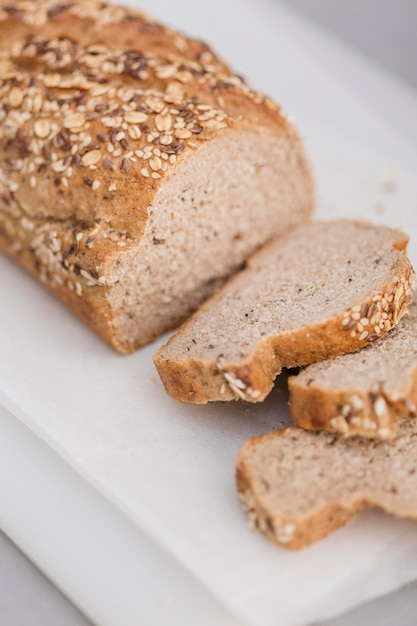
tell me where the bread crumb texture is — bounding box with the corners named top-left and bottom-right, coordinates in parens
top-left (154, 221), bottom-right (414, 403)
top-left (236, 418), bottom-right (417, 550)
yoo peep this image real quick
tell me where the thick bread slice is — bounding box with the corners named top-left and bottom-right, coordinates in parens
top-left (154, 221), bottom-right (415, 403)
top-left (289, 301), bottom-right (417, 439)
top-left (236, 419), bottom-right (417, 550)
top-left (0, 1), bottom-right (314, 353)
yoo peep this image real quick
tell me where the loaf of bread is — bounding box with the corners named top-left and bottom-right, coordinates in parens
top-left (289, 301), bottom-right (417, 439)
top-left (154, 221), bottom-right (414, 403)
top-left (236, 419), bottom-right (417, 549)
top-left (0, 0), bottom-right (314, 353)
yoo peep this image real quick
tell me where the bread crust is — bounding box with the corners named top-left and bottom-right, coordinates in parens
top-left (154, 225), bottom-right (414, 402)
top-left (0, 0), bottom-right (314, 352)
top-left (289, 308), bottom-right (417, 439)
top-left (0, 0), bottom-right (229, 73)
top-left (289, 375), bottom-right (417, 440)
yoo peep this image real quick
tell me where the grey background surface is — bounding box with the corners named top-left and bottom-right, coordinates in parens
top-left (2, 1), bottom-right (417, 625)
top-left (283, 0), bottom-right (417, 89)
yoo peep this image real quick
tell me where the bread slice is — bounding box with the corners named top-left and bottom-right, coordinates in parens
top-left (236, 419), bottom-right (417, 550)
top-left (154, 221), bottom-right (415, 403)
top-left (0, 2), bottom-right (314, 353)
top-left (289, 301), bottom-right (417, 439)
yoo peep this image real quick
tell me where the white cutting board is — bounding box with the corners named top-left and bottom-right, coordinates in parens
top-left (1, 1), bottom-right (417, 625)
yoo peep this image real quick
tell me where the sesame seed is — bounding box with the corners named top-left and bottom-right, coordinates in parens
top-left (140, 167), bottom-right (149, 178)
top-left (374, 397), bottom-right (387, 417)
top-left (92, 181), bottom-right (100, 191)
top-left (341, 404), bottom-right (351, 417)
top-left (80, 269), bottom-right (92, 281)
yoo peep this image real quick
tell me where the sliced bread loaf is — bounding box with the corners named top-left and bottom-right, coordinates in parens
top-left (236, 419), bottom-right (417, 550)
top-left (0, 1), bottom-right (314, 353)
top-left (289, 301), bottom-right (417, 439)
top-left (154, 221), bottom-right (415, 403)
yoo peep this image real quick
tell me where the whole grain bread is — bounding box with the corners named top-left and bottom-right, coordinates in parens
top-left (0, 0), bottom-right (314, 353)
top-left (154, 221), bottom-right (415, 403)
top-left (0, 0), bottom-right (229, 72)
top-left (289, 301), bottom-right (417, 439)
top-left (236, 419), bottom-right (417, 550)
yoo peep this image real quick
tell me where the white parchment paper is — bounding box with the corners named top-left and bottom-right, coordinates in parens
top-left (2, 1), bottom-right (417, 624)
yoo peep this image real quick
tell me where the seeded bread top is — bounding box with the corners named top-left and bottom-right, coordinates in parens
top-left (0, 0), bottom-right (229, 72)
top-left (0, 6), bottom-right (294, 300)
top-left (0, 2), bottom-right (291, 246)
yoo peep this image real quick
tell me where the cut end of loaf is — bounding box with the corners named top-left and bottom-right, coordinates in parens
top-left (154, 221), bottom-right (415, 402)
top-left (109, 126), bottom-right (313, 353)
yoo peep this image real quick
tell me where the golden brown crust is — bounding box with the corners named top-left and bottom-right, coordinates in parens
top-left (154, 230), bottom-right (415, 403)
top-left (0, 0), bottom-right (312, 352)
top-left (0, 0), bottom-right (229, 72)
top-left (288, 345), bottom-right (417, 440)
